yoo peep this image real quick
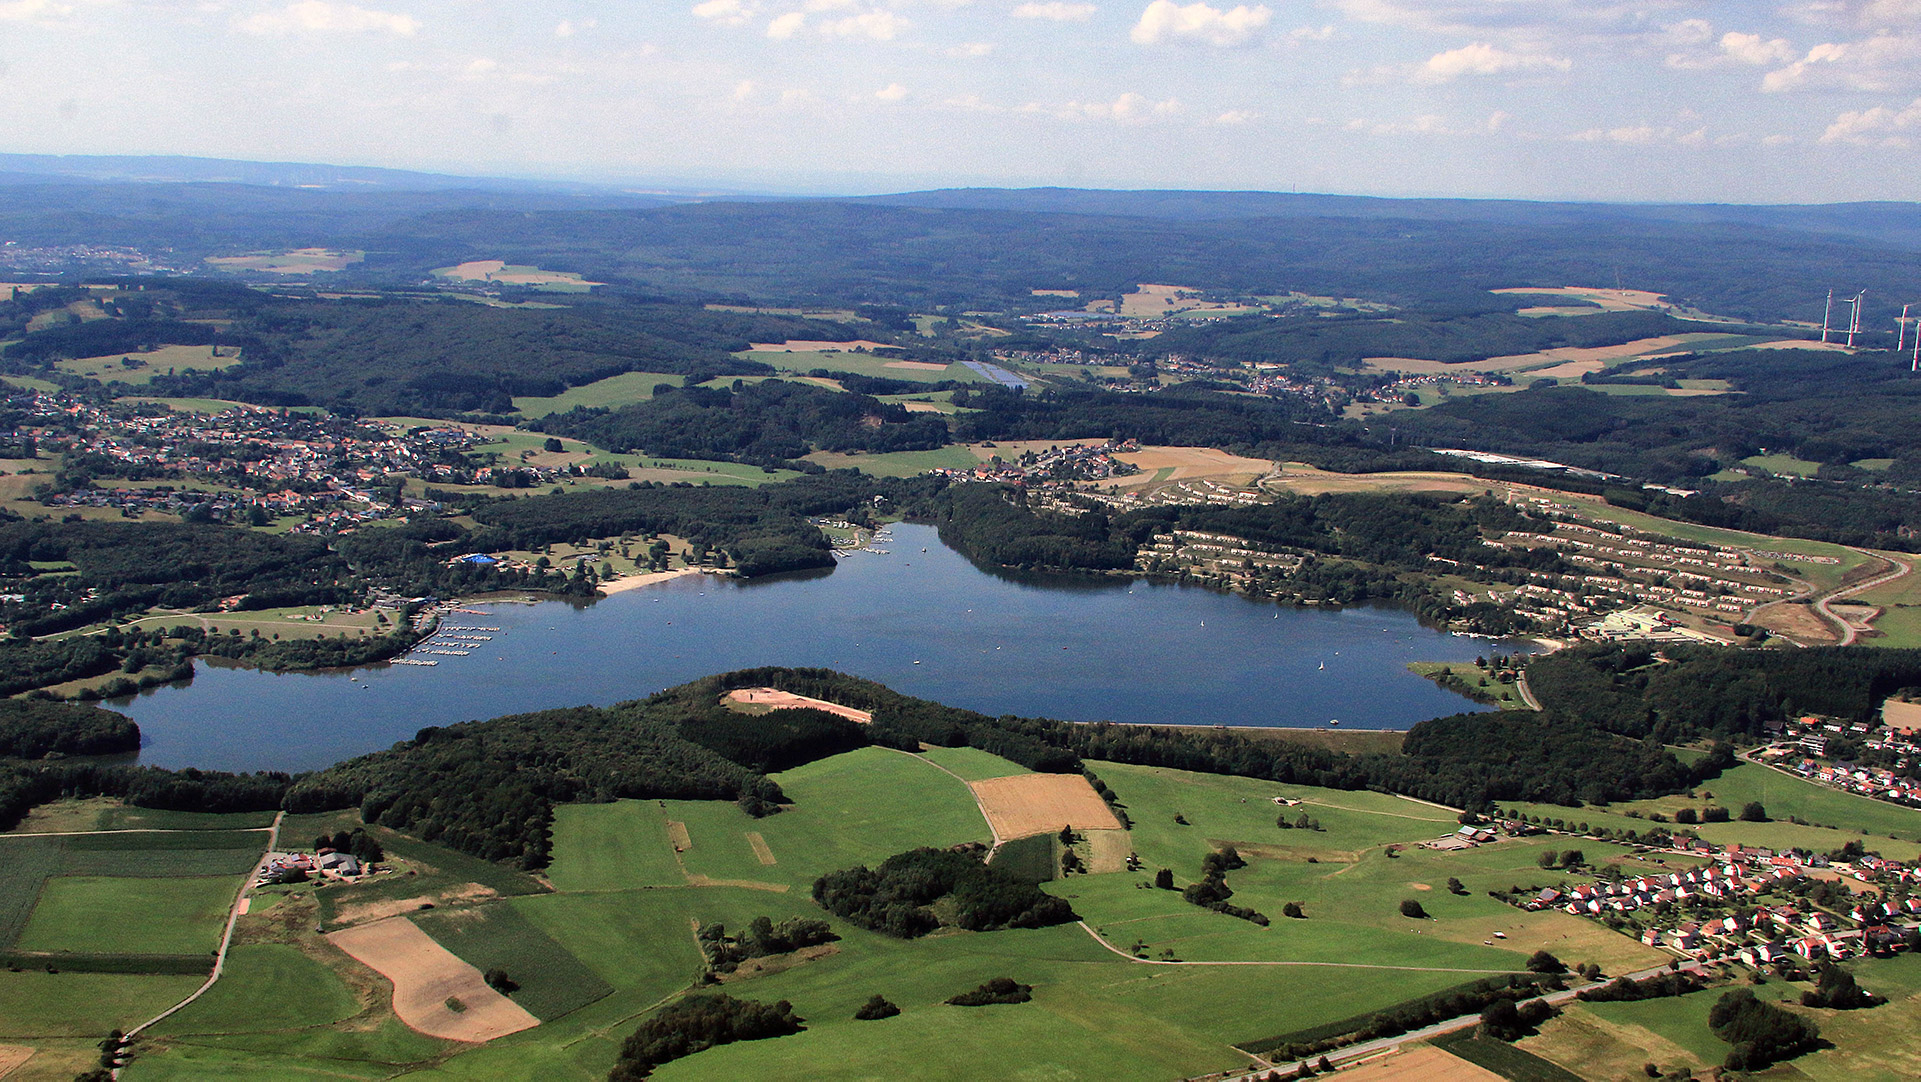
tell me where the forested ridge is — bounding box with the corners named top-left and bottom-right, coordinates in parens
top-left (12, 651), bottom-right (1914, 865)
top-left (533, 379), bottom-right (950, 467)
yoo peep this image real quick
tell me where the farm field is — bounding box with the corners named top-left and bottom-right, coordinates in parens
top-left (205, 248), bottom-right (363, 274)
top-left (106, 746), bottom-right (1693, 1081)
top-left (745, 347), bottom-right (986, 384)
top-left (54, 344), bottom-right (241, 385)
top-left (803, 445), bottom-right (979, 477)
top-left (17, 875), bottom-right (235, 955)
top-left (510, 371), bottom-right (682, 417)
top-left (1604, 761), bottom-right (1921, 844)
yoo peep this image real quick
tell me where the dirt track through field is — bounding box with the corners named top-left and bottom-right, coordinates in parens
top-left (328, 917), bottom-right (538, 1042)
top-left (722, 688), bottom-right (873, 724)
top-left (968, 774), bottom-right (1122, 839)
top-left (745, 832), bottom-right (776, 865)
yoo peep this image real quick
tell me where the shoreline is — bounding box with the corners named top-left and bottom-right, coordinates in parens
top-left (596, 567), bottom-right (708, 596)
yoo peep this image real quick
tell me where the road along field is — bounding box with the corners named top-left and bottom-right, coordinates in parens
top-left (326, 916), bottom-right (538, 1043)
top-left (968, 773), bottom-right (1123, 840)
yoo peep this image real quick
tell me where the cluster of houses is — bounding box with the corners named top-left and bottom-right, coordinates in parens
top-left (255, 847), bottom-right (370, 886)
top-left (1522, 841), bottom-right (1921, 964)
top-left (930, 440), bottom-right (1143, 487)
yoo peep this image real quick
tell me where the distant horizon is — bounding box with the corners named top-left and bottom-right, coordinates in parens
top-left (2, 3), bottom-right (1917, 205)
top-left (2, 150), bottom-right (1916, 211)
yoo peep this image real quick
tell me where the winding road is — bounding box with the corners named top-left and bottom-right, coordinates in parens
top-left (1812, 549), bottom-right (1912, 646)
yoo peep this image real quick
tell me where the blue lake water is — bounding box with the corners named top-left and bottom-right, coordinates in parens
top-left (111, 522), bottom-right (1519, 772)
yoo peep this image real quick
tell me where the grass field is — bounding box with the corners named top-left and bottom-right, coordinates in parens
top-left (56, 344), bottom-right (241, 386)
top-left (545, 801), bottom-right (685, 892)
top-left (0, 830), bottom-right (263, 954)
top-left (0, 971), bottom-right (203, 1039)
top-left (17, 875), bottom-right (236, 955)
top-left (1744, 453), bottom-right (1824, 478)
top-left (113, 749), bottom-right (1691, 1081)
top-left (746, 348), bottom-right (987, 385)
top-left (510, 372), bottom-right (682, 417)
top-left (914, 745), bottom-right (1031, 782)
top-left (803, 445), bottom-right (979, 477)
top-left (1606, 761), bottom-right (1921, 844)
top-left (149, 944), bottom-right (361, 1035)
top-left (412, 905), bottom-right (613, 1021)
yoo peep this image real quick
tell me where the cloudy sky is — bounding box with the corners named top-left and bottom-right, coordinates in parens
top-left (2, 0), bottom-right (1919, 202)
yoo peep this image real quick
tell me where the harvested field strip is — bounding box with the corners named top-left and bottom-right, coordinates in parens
top-left (412, 905), bottom-right (613, 1022)
top-left (1337, 1045), bottom-right (1504, 1082)
top-left (327, 917), bottom-right (538, 1042)
top-left (666, 821), bottom-right (692, 851)
top-left (0, 1045), bottom-right (31, 1077)
top-left (745, 833), bottom-right (776, 865)
top-left (722, 687), bottom-right (873, 724)
top-left (968, 773), bottom-right (1123, 840)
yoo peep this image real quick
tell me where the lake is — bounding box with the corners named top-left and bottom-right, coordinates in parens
top-left (111, 522), bottom-right (1521, 772)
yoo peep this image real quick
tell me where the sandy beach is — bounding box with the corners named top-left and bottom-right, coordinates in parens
top-left (597, 567), bottom-right (707, 596)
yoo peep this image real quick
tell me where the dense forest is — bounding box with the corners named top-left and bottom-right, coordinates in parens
top-left (811, 847), bottom-right (1077, 937)
top-left (534, 379), bottom-right (950, 466)
top-left (0, 698), bottom-right (139, 758)
top-left (0, 285), bottom-right (870, 417)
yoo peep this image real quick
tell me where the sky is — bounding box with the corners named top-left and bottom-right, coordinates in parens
top-left (2, 0), bottom-right (1919, 203)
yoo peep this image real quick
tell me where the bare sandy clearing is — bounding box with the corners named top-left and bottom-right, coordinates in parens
top-left (901, 401), bottom-right (945, 412)
top-left (882, 360), bottom-right (950, 371)
top-left (969, 774), bottom-right (1122, 840)
top-left (1031, 288), bottom-right (1080, 297)
top-left (1882, 699), bottom-right (1921, 733)
top-left (1267, 465), bottom-right (1484, 497)
top-left (722, 687), bottom-right (874, 724)
top-left (1335, 1045), bottom-right (1504, 1082)
top-left (328, 917), bottom-right (537, 1043)
top-left (1750, 339), bottom-right (1852, 351)
top-left (0, 1045), bottom-right (34, 1079)
top-left (431, 260), bottom-right (599, 287)
top-left (1530, 359), bottom-right (1606, 380)
top-left (748, 339), bottom-right (895, 352)
top-left (1364, 335), bottom-right (1695, 377)
top-left (597, 567), bottom-right (705, 596)
top-left (206, 248), bottom-right (363, 274)
top-left (1492, 286), bottom-right (1670, 312)
top-left (1108, 446), bottom-right (1275, 484)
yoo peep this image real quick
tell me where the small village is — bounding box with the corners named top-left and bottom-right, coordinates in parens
top-left (1, 387), bottom-right (582, 529)
top-left (929, 439), bottom-right (1144, 486)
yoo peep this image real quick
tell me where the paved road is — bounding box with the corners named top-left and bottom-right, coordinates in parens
top-left (1078, 922), bottom-right (1524, 975)
top-left (1515, 669), bottom-right (1542, 711)
top-left (1206, 961), bottom-right (1705, 1082)
top-left (124, 810), bottom-right (285, 1042)
top-left (1812, 549), bottom-right (1912, 646)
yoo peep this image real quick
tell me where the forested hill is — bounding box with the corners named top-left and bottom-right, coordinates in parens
top-left (3, 172), bottom-right (1918, 323)
top-left (15, 649), bottom-right (1921, 865)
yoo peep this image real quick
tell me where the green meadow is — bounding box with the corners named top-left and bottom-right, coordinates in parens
top-left (109, 747), bottom-right (1696, 1080)
top-left (510, 371), bottom-right (683, 417)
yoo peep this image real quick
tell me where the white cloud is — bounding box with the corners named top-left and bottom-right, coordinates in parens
top-left (1566, 122), bottom-right (1714, 146)
top-left (1763, 31), bottom-right (1921, 91)
top-left (1215, 108), bottom-right (1258, 123)
top-left (733, 79), bottom-right (758, 100)
top-left (1417, 42), bottom-right (1570, 82)
top-left (237, 1), bottom-right (420, 35)
top-left (1130, 0), bottom-right (1270, 47)
top-left (1021, 90), bottom-right (1181, 120)
top-left (947, 40), bottom-right (994, 55)
top-left (875, 81), bottom-right (908, 99)
top-left (821, 9), bottom-right (904, 38)
top-left (1287, 25), bottom-right (1334, 43)
top-left (1720, 31), bottom-right (1796, 65)
top-left (693, 0), bottom-right (757, 25)
top-left (0, 0), bottom-right (74, 24)
top-left (1012, 1), bottom-right (1096, 19)
top-left (1822, 96), bottom-right (1921, 144)
top-left (554, 18), bottom-right (596, 37)
top-left (766, 10), bottom-right (805, 36)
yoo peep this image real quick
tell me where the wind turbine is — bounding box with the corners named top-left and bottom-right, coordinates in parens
top-left (1899, 303), bottom-right (1913, 354)
top-left (1821, 289), bottom-right (1834, 344)
top-left (1846, 291), bottom-right (1865, 349)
